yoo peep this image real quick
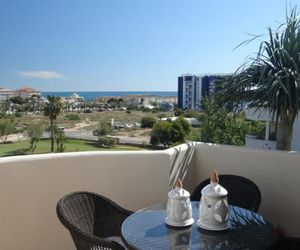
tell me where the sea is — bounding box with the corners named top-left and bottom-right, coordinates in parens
top-left (42, 91), bottom-right (177, 101)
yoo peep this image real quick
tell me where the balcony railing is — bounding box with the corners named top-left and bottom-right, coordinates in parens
top-left (0, 143), bottom-right (299, 249)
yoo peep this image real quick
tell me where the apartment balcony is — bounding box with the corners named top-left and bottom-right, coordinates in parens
top-left (0, 143), bottom-right (299, 249)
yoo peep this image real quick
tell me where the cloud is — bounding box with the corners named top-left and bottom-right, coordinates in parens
top-left (18, 70), bottom-right (66, 80)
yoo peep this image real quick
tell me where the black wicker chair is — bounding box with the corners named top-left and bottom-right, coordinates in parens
top-left (190, 174), bottom-right (262, 212)
top-left (56, 191), bottom-right (133, 250)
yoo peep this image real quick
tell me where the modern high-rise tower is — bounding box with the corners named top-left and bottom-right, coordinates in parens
top-left (177, 75), bottom-right (200, 110)
top-left (177, 74), bottom-right (219, 110)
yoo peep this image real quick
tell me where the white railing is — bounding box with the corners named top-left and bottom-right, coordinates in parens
top-left (191, 142), bottom-right (300, 238)
top-left (0, 143), bottom-right (299, 249)
top-left (0, 151), bottom-right (171, 250)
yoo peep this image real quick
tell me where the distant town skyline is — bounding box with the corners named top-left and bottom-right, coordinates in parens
top-left (0, 0), bottom-right (298, 91)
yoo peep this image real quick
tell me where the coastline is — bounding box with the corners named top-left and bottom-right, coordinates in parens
top-left (42, 91), bottom-right (177, 100)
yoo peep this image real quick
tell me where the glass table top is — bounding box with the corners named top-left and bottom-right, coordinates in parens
top-left (121, 202), bottom-right (277, 250)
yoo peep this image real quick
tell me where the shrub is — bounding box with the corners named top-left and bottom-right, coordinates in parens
top-left (150, 121), bottom-right (172, 147)
top-left (83, 109), bottom-right (92, 113)
top-left (150, 117), bottom-right (191, 148)
top-left (93, 120), bottom-right (112, 137)
top-left (56, 131), bottom-right (67, 152)
top-left (176, 116), bottom-right (191, 135)
top-left (141, 116), bottom-right (157, 128)
top-left (150, 133), bottom-right (160, 147)
top-left (25, 122), bottom-right (44, 153)
top-left (184, 110), bottom-right (199, 118)
top-left (169, 120), bottom-right (186, 144)
top-left (158, 113), bottom-right (167, 119)
top-left (199, 98), bottom-right (250, 146)
top-left (66, 114), bottom-right (80, 121)
top-left (174, 109), bottom-right (184, 117)
top-left (0, 118), bottom-right (15, 143)
top-left (97, 136), bottom-right (116, 147)
top-left (14, 111), bottom-right (22, 118)
top-left (142, 107), bottom-right (151, 112)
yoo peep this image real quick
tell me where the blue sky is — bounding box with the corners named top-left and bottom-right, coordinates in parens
top-left (0, 0), bottom-right (298, 91)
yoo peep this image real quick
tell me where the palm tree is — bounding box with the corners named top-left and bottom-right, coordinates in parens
top-left (44, 95), bottom-right (63, 152)
top-left (215, 8), bottom-right (300, 151)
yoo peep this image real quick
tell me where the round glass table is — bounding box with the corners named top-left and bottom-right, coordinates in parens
top-left (121, 202), bottom-right (277, 250)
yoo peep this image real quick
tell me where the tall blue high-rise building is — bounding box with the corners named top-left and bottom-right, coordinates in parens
top-left (178, 75), bottom-right (200, 110)
top-left (177, 74), bottom-right (218, 110)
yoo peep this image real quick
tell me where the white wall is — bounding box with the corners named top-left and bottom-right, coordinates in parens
top-left (292, 118), bottom-right (300, 151)
top-left (191, 142), bottom-right (300, 237)
top-left (246, 107), bottom-right (300, 151)
top-left (0, 151), bottom-right (171, 250)
top-left (0, 143), bottom-right (299, 250)
top-left (245, 135), bottom-right (276, 150)
top-left (246, 108), bottom-right (273, 121)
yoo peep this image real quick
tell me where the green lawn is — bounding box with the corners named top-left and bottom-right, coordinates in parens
top-left (0, 139), bottom-right (146, 157)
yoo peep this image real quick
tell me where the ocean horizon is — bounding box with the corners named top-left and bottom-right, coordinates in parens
top-left (42, 91), bottom-right (177, 100)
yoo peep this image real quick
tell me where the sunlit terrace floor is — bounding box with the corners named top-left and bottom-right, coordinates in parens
top-left (0, 142), bottom-right (299, 249)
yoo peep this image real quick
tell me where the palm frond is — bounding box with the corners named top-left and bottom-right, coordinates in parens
top-left (214, 7), bottom-right (300, 126)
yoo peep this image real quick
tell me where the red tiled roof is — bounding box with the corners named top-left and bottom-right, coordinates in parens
top-left (16, 86), bottom-right (40, 93)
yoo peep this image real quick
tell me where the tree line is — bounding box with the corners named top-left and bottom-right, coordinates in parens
top-left (0, 95), bottom-right (64, 153)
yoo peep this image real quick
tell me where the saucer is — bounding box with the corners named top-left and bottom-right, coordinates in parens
top-left (165, 217), bottom-right (194, 227)
top-left (197, 220), bottom-right (230, 231)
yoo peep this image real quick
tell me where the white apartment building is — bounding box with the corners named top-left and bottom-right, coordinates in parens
top-left (0, 87), bottom-right (13, 101)
top-left (13, 86), bottom-right (41, 99)
top-left (245, 108), bottom-right (300, 151)
top-left (62, 93), bottom-right (84, 104)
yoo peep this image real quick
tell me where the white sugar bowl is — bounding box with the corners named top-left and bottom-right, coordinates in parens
top-left (197, 171), bottom-right (230, 231)
top-left (165, 179), bottom-right (194, 227)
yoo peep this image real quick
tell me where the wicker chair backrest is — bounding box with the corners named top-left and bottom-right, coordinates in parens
top-left (190, 175), bottom-right (262, 212)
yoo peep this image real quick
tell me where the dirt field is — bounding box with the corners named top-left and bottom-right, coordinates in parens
top-left (15, 110), bottom-right (173, 139)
